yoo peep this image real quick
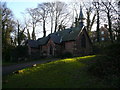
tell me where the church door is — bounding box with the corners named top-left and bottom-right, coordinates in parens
top-left (49, 45), bottom-right (53, 55)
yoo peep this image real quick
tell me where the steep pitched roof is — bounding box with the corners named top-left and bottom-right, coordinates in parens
top-left (49, 26), bottom-right (82, 42)
top-left (28, 26), bottom-right (83, 48)
top-left (37, 36), bottom-right (50, 45)
top-left (27, 40), bottom-right (39, 48)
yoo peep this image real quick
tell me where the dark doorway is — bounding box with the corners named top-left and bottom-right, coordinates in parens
top-left (49, 45), bottom-right (53, 55)
top-left (81, 34), bottom-right (86, 48)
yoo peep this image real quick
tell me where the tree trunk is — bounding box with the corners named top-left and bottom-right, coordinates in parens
top-left (18, 23), bottom-right (20, 46)
top-left (27, 29), bottom-right (31, 40)
top-left (107, 12), bottom-right (113, 43)
top-left (54, 21), bottom-right (57, 32)
top-left (54, 15), bottom-right (58, 32)
top-left (96, 10), bottom-right (100, 42)
top-left (86, 11), bottom-right (90, 33)
top-left (51, 17), bottom-right (53, 33)
top-left (43, 19), bottom-right (46, 37)
top-left (32, 22), bottom-right (36, 40)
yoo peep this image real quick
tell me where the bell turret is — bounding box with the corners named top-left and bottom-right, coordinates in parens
top-left (78, 5), bottom-right (85, 27)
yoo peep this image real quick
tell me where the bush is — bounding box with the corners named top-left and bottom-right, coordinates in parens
top-left (61, 52), bottom-right (73, 58)
top-left (2, 45), bottom-right (15, 62)
top-left (89, 42), bottom-right (120, 76)
top-left (102, 42), bottom-right (120, 57)
top-left (92, 42), bottom-right (112, 54)
top-left (10, 45), bottom-right (28, 62)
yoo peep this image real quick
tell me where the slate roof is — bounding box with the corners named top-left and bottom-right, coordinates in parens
top-left (28, 26), bottom-right (84, 48)
top-left (27, 40), bottom-right (39, 48)
top-left (37, 36), bottom-right (50, 45)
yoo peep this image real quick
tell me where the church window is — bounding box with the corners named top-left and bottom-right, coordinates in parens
top-left (49, 45), bottom-right (53, 55)
top-left (81, 34), bottom-right (86, 48)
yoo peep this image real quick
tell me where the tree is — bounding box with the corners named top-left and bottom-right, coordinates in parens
top-left (111, 1), bottom-right (120, 41)
top-left (1, 2), bottom-right (16, 61)
top-left (83, 2), bottom-right (96, 34)
top-left (93, 0), bottom-right (100, 42)
top-left (100, 0), bottom-right (119, 43)
top-left (47, 2), bottom-right (55, 33)
top-left (15, 20), bottom-right (27, 46)
top-left (53, 1), bottom-right (69, 32)
top-left (26, 8), bottom-right (42, 40)
top-left (37, 3), bottom-right (49, 37)
top-left (101, 1), bottom-right (113, 43)
top-left (22, 14), bottom-right (31, 40)
top-left (43, 1), bottom-right (70, 33)
top-left (1, 2), bottom-right (15, 46)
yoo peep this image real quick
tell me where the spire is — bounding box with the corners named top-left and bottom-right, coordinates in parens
top-left (78, 5), bottom-right (85, 27)
top-left (79, 5), bottom-right (84, 20)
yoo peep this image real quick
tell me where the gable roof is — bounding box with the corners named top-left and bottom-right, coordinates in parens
top-left (27, 40), bottom-right (39, 48)
top-left (37, 36), bottom-right (50, 45)
top-left (28, 26), bottom-right (85, 48)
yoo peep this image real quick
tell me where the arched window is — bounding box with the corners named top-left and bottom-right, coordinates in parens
top-left (81, 34), bottom-right (86, 48)
top-left (49, 45), bottom-right (53, 55)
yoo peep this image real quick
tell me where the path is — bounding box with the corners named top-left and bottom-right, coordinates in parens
top-left (2, 58), bottom-right (59, 76)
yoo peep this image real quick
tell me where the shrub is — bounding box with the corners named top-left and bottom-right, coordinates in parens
top-left (61, 52), bottom-right (73, 58)
top-left (102, 42), bottom-right (120, 57)
top-left (10, 45), bottom-right (28, 62)
top-left (88, 43), bottom-right (120, 79)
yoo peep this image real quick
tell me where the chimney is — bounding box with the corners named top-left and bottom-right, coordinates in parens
top-left (104, 24), bottom-right (107, 28)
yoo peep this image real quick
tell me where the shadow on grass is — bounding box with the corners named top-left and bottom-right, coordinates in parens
top-left (3, 55), bottom-right (114, 88)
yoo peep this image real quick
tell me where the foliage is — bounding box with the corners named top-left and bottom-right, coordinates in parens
top-left (92, 42), bottom-right (112, 54)
top-left (2, 45), bottom-right (28, 62)
top-left (10, 46), bottom-right (28, 62)
top-left (61, 52), bottom-right (73, 58)
top-left (2, 45), bottom-right (15, 62)
top-left (87, 43), bottom-right (120, 87)
top-left (101, 42), bottom-right (120, 57)
top-left (1, 2), bottom-right (15, 46)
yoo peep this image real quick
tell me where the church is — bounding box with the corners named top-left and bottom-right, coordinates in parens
top-left (27, 6), bottom-right (93, 58)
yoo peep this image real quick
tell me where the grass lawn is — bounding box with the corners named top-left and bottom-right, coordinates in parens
top-left (2, 55), bottom-right (111, 88)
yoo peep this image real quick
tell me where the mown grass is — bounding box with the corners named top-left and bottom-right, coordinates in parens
top-left (2, 55), bottom-right (112, 88)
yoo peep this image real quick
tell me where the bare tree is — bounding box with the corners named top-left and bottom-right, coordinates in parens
top-left (26, 8), bottom-right (42, 40)
top-left (100, 0), bottom-right (119, 43)
top-left (93, 0), bottom-right (100, 42)
top-left (45, 2), bottom-right (55, 33)
top-left (82, 2), bottom-right (96, 34)
top-left (22, 14), bottom-right (31, 40)
top-left (49, 1), bottom-right (70, 32)
top-left (37, 3), bottom-right (49, 37)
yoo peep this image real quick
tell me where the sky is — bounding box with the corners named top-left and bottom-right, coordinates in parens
top-left (1, 0), bottom-right (77, 38)
top-left (2, 0), bottom-right (112, 39)
top-left (2, 0), bottom-right (87, 20)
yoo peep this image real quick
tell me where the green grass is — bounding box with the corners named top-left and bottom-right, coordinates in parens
top-left (2, 55), bottom-right (111, 88)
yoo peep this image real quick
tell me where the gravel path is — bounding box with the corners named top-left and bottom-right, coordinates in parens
top-left (2, 58), bottom-right (59, 76)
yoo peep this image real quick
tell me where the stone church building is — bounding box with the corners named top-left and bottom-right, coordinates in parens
top-left (27, 7), bottom-right (93, 57)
